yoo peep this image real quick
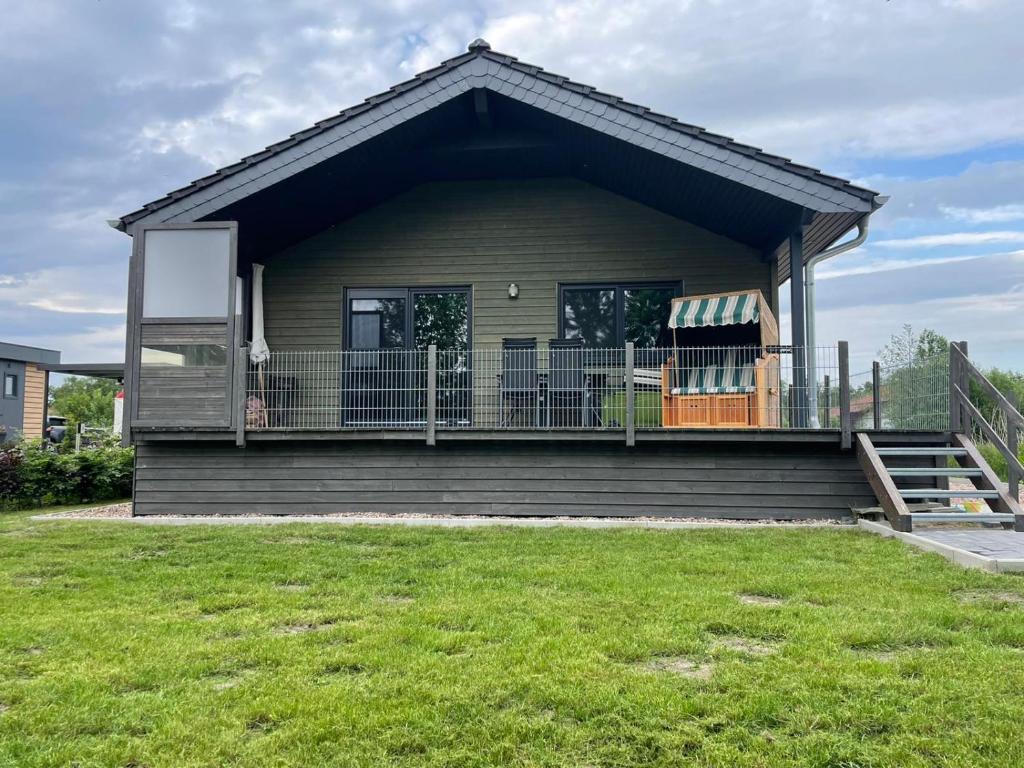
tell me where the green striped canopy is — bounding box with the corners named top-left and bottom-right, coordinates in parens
top-left (668, 291), bottom-right (760, 330)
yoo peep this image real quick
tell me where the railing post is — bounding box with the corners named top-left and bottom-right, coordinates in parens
top-left (625, 342), bottom-right (635, 447)
top-left (822, 374), bottom-right (831, 428)
top-left (838, 341), bottom-right (851, 449)
top-left (872, 361), bottom-right (882, 430)
top-left (235, 345), bottom-right (247, 447)
top-left (948, 341), bottom-right (961, 433)
top-left (426, 345), bottom-right (437, 446)
top-left (1008, 391), bottom-right (1020, 502)
top-left (958, 340), bottom-right (970, 434)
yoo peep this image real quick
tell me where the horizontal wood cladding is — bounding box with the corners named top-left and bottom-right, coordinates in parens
top-left (20, 364), bottom-right (46, 439)
top-left (134, 441), bottom-right (873, 519)
top-left (263, 178), bottom-right (768, 350)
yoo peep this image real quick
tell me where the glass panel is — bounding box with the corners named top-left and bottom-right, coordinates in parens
top-left (563, 288), bottom-right (615, 346)
top-left (140, 344), bottom-right (227, 367)
top-left (414, 291), bottom-right (470, 426)
top-left (3, 375), bottom-right (15, 397)
top-left (413, 292), bottom-right (468, 350)
top-left (350, 314), bottom-right (381, 350)
top-left (348, 298), bottom-right (406, 349)
top-left (624, 287), bottom-right (675, 347)
top-left (142, 228), bottom-right (230, 317)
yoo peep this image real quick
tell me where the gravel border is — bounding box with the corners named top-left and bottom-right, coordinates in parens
top-left (31, 506), bottom-right (851, 530)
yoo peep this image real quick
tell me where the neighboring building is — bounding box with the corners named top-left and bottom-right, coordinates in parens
top-left (102, 41), bottom-right (1017, 527)
top-left (0, 342), bottom-right (60, 443)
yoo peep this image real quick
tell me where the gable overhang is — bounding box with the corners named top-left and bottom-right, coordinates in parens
top-left (117, 48), bottom-right (882, 276)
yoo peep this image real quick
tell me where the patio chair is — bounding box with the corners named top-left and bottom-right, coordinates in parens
top-left (547, 338), bottom-right (589, 427)
top-left (499, 338), bottom-right (540, 427)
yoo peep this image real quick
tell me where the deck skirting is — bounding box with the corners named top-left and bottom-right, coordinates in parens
top-left (129, 438), bottom-right (915, 520)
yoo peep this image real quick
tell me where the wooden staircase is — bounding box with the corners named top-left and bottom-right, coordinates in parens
top-left (856, 433), bottom-right (1023, 532)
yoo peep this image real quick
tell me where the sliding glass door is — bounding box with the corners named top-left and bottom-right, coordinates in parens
top-left (342, 287), bottom-right (470, 426)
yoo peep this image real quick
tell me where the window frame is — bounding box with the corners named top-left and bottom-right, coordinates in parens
top-left (342, 286), bottom-right (473, 351)
top-left (557, 280), bottom-right (682, 348)
top-left (3, 373), bottom-right (17, 399)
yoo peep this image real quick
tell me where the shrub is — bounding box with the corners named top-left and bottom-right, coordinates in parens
top-left (977, 440), bottom-right (1024, 484)
top-left (0, 438), bottom-right (134, 511)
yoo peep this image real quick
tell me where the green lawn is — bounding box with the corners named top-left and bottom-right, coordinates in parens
top-left (2, 512), bottom-right (1024, 767)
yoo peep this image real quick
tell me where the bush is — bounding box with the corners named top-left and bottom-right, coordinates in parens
top-left (0, 438), bottom-right (134, 511)
top-left (978, 441), bottom-right (1024, 484)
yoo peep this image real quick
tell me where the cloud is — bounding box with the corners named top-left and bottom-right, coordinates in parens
top-left (2, 0), bottom-right (1024, 364)
top-left (815, 252), bottom-right (1003, 279)
top-left (941, 203), bottom-right (1024, 224)
top-left (873, 232), bottom-right (1024, 249)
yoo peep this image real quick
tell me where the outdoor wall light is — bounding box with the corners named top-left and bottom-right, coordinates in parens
top-left (508, 282), bottom-right (519, 299)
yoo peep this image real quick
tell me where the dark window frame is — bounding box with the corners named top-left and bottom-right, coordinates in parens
top-left (343, 286), bottom-right (473, 351)
top-left (557, 280), bottom-right (682, 348)
top-left (3, 373), bottom-right (17, 399)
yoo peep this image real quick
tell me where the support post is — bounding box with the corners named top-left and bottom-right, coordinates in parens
top-left (235, 345), bottom-right (247, 447)
top-left (1008, 391), bottom-right (1020, 502)
top-left (838, 341), bottom-right (851, 449)
top-left (426, 344), bottom-right (437, 446)
top-left (872, 361), bottom-right (882, 430)
top-left (958, 340), bottom-right (969, 433)
top-left (789, 228), bottom-right (808, 427)
top-left (822, 374), bottom-right (831, 428)
top-left (948, 341), bottom-right (961, 433)
top-left (625, 342), bottom-right (635, 447)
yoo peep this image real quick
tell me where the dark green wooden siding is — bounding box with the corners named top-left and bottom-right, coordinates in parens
top-left (133, 440), bottom-right (874, 519)
top-left (262, 178), bottom-right (768, 350)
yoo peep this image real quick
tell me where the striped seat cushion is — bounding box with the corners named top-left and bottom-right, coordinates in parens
top-left (669, 349), bottom-right (756, 395)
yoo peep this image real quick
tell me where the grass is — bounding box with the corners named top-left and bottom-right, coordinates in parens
top-left (2, 512), bottom-right (1024, 767)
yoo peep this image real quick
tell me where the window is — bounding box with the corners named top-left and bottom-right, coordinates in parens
top-left (140, 344), bottom-right (227, 367)
top-left (3, 374), bottom-right (16, 398)
top-left (142, 228), bottom-right (231, 317)
top-left (560, 282), bottom-right (679, 348)
top-left (345, 288), bottom-right (470, 352)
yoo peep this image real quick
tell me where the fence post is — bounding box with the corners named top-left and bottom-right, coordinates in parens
top-left (838, 341), bottom-right (851, 449)
top-left (235, 345), bottom-right (247, 447)
top-left (958, 340), bottom-right (970, 434)
top-left (74, 422), bottom-right (83, 453)
top-left (625, 342), bottom-right (635, 447)
top-left (426, 345), bottom-right (437, 446)
top-left (1008, 391), bottom-right (1020, 502)
top-left (822, 374), bottom-right (831, 428)
top-left (872, 361), bottom-right (882, 430)
top-left (948, 342), bottom-right (961, 433)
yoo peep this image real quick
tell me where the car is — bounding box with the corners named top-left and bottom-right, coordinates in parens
top-left (45, 415), bottom-right (67, 444)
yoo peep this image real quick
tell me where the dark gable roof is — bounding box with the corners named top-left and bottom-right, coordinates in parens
top-left (118, 39), bottom-right (883, 266)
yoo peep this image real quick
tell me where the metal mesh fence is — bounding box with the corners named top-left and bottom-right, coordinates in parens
top-left (245, 344), bottom-right (846, 432)
top-left (849, 353), bottom-right (950, 431)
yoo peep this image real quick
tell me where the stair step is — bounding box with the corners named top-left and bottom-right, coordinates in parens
top-left (875, 447), bottom-right (968, 456)
top-left (887, 467), bottom-right (984, 477)
top-left (908, 512), bottom-right (1014, 523)
top-left (899, 489), bottom-right (1001, 499)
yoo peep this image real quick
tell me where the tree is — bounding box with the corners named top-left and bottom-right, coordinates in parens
top-left (877, 326), bottom-right (949, 430)
top-left (48, 376), bottom-right (120, 430)
top-left (879, 325), bottom-right (948, 369)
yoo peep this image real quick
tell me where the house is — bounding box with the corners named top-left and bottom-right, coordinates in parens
top-left (108, 41), bottom-right (1021, 528)
top-left (0, 342), bottom-right (60, 443)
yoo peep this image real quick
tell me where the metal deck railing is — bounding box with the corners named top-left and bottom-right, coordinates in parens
top-left (242, 343), bottom-right (879, 433)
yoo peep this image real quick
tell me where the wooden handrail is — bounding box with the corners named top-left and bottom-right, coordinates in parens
top-left (949, 342), bottom-right (1023, 500)
top-left (951, 344), bottom-right (1024, 431)
top-left (953, 384), bottom-right (1024, 477)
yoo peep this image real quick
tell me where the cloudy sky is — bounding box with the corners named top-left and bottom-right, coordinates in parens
top-left (1, 0), bottom-right (1022, 373)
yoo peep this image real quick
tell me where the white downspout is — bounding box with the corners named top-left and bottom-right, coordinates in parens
top-left (804, 212), bottom-right (877, 427)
